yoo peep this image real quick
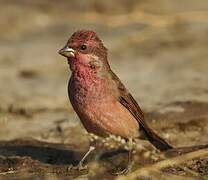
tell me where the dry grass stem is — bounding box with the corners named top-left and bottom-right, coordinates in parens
top-left (117, 148), bottom-right (208, 179)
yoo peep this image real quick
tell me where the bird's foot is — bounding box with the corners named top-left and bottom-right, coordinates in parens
top-left (111, 163), bottom-right (132, 175)
top-left (74, 163), bottom-right (88, 171)
top-left (68, 163), bottom-right (88, 172)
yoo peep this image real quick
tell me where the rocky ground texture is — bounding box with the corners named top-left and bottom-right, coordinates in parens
top-left (0, 0), bottom-right (208, 179)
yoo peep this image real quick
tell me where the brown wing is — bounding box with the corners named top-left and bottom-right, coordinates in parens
top-left (110, 70), bottom-right (173, 151)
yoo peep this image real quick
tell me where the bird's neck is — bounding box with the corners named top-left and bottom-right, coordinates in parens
top-left (71, 64), bottom-right (98, 86)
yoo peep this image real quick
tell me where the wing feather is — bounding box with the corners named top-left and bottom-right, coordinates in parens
top-left (110, 70), bottom-right (173, 151)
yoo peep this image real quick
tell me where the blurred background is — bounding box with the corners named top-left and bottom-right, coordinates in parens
top-left (0, 0), bottom-right (208, 178)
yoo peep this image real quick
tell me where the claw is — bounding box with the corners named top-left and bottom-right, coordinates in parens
top-left (67, 164), bottom-right (73, 171)
top-left (111, 164), bottom-right (132, 175)
top-left (73, 163), bottom-right (89, 171)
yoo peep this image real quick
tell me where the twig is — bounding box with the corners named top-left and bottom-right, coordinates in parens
top-left (178, 165), bottom-right (200, 177)
top-left (117, 148), bottom-right (208, 180)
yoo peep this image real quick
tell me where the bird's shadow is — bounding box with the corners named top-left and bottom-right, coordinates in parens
top-left (0, 138), bottom-right (129, 170)
top-left (0, 139), bottom-right (80, 165)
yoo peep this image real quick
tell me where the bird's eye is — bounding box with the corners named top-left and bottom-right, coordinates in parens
top-left (80, 44), bottom-right (87, 50)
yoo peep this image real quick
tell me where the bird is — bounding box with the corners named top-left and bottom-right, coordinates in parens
top-left (58, 29), bottom-right (173, 174)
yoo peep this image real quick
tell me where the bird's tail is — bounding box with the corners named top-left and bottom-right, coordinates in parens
top-left (141, 125), bottom-right (173, 151)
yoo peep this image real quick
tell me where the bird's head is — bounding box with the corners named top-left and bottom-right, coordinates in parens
top-left (59, 30), bottom-right (109, 72)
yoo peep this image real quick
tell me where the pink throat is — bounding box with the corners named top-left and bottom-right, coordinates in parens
top-left (72, 61), bottom-right (97, 84)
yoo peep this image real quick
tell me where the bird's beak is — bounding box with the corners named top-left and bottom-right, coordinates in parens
top-left (58, 46), bottom-right (75, 58)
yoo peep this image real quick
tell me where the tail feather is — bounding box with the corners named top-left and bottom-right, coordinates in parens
top-left (141, 126), bottom-right (173, 151)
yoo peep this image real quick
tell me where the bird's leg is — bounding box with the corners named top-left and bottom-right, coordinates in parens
top-left (74, 146), bottom-right (95, 171)
top-left (113, 138), bottom-right (134, 175)
top-left (126, 148), bottom-right (134, 172)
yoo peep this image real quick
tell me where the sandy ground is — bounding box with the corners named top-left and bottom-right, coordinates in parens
top-left (0, 0), bottom-right (208, 179)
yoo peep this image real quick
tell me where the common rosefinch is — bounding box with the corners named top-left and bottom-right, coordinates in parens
top-left (59, 30), bottom-right (173, 174)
